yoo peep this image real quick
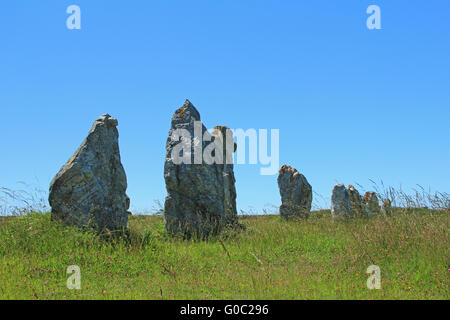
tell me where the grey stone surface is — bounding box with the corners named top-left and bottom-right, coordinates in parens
top-left (331, 184), bottom-right (351, 217)
top-left (49, 114), bottom-right (130, 231)
top-left (164, 100), bottom-right (238, 238)
top-left (348, 185), bottom-right (364, 217)
top-left (331, 184), bottom-right (364, 217)
top-left (277, 165), bottom-right (312, 219)
top-left (363, 192), bottom-right (380, 216)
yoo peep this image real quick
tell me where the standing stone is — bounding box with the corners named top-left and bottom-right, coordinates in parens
top-left (380, 198), bottom-right (392, 216)
top-left (49, 114), bottom-right (130, 231)
top-left (212, 126), bottom-right (238, 225)
top-left (277, 165), bottom-right (312, 219)
top-left (164, 100), bottom-right (238, 238)
top-left (331, 184), bottom-right (365, 218)
top-left (363, 192), bottom-right (380, 216)
top-left (331, 184), bottom-right (351, 218)
top-left (348, 185), bottom-right (364, 217)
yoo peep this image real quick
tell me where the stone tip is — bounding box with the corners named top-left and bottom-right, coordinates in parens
top-left (279, 165), bottom-right (296, 175)
top-left (175, 99), bottom-right (200, 121)
top-left (181, 99), bottom-right (196, 110)
top-left (96, 114), bottom-right (118, 127)
top-left (214, 125), bottom-right (229, 131)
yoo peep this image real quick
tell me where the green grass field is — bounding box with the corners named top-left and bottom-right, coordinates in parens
top-left (0, 210), bottom-right (448, 300)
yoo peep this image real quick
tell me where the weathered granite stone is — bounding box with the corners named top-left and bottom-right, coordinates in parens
top-left (49, 114), bottom-right (130, 231)
top-left (331, 184), bottom-right (364, 217)
top-left (277, 165), bottom-right (312, 219)
top-left (363, 192), bottom-right (380, 216)
top-left (348, 185), bottom-right (364, 217)
top-left (164, 100), bottom-right (238, 238)
top-left (380, 198), bottom-right (392, 216)
top-left (331, 184), bottom-right (351, 217)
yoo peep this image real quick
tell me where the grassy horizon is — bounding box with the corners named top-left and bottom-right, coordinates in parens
top-left (0, 209), bottom-right (448, 300)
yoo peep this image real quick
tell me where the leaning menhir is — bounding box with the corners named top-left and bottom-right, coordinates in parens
top-left (49, 114), bottom-right (130, 231)
top-left (277, 165), bottom-right (312, 219)
top-left (164, 100), bottom-right (238, 238)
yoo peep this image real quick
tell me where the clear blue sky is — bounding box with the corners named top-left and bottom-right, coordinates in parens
top-left (1, 1), bottom-right (449, 213)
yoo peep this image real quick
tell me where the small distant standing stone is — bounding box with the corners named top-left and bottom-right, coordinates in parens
top-left (49, 114), bottom-right (130, 231)
top-left (348, 185), bottom-right (364, 217)
top-left (277, 165), bottom-right (312, 219)
top-left (331, 184), bottom-right (365, 218)
top-left (363, 192), bottom-right (380, 216)
top-left (331, 184), bottom-right (351, 218)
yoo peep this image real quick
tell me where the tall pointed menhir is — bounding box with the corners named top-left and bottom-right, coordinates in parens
top-left (164, 100), bottom-right (239, 238)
